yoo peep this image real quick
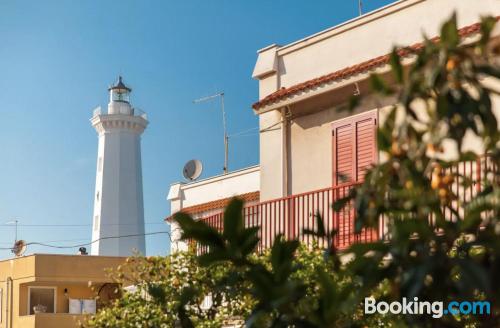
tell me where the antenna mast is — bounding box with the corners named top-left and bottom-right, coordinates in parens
top-left (6, 219), bottom-right (19, 242)
top-left (358, 0), bottom-right (363, 16)
top-left (193, 92), bottom-right (229, 174)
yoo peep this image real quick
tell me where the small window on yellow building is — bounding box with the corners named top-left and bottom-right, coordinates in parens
top-left (28, 287), bottom-right (56, 315)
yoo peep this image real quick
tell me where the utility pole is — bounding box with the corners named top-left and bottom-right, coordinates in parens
top-left (193, 92), bottom-right (229, 174)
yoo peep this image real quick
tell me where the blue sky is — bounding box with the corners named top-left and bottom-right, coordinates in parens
top-left (0, 0), bottom-right (395, 258)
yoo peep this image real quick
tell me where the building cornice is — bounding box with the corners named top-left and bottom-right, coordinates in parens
top-left (90, 114), bottom-right (148, 135)
top-left (277, 0), bottom-right (423, 57)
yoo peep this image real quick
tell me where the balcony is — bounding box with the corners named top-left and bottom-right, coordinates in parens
top-left (92, 106), bottom-right (148, 120)
top-left (17, 313), bottom-right (88, 328)
top-left (193, 155), bottom-right (496, 254)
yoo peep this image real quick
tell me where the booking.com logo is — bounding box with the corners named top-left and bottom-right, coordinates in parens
top-left (365, 297), bottom-right (491, 318)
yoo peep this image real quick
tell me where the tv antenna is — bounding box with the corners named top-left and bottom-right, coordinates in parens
top-left (358, 0), bottom-right (363, 16)
top-left (5, 219), bottom-right (19, 242)
top-left (193, 92), bottom-right (229, 174)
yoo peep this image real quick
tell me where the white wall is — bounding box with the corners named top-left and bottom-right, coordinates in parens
top-left (274, 0), bottom-right (500, 89)
top-left (259, 111), bottom-right (284, 200)
top-left (168, 166), bottom-right (260, 252)
top-left (91, 113), bottom-right (147, 257)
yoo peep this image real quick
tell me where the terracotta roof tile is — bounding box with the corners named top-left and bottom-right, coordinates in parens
top-left (165, 191), bottom-right (260, 222)
top-left (252, 20), bottom-right (493, 110)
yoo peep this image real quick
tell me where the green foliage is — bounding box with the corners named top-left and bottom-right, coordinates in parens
top-left (341, 13), bottom-right (500, 327)
top-left (84, 252), bottom-right (252, 328)
top-left (87, 14), bottom-right (499, 328)
top-left (176, 199), bottom-right (260, 266)
top-left (85, 244), bottom-right (371, 328)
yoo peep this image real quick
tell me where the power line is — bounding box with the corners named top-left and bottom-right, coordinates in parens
top-left (228, 126), bottom-right (259, 138)
top-left (0, 238), bottom-right (87, 245)
top-left (231, 133), bottom-right (259, 139)
top-left (0, 221), bottom-right (166, 228)
top-left (0, 231), bottom-right (171, 251)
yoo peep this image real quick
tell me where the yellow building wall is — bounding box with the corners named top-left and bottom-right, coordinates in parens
top-left (0, 254), bottom-right (126, 328)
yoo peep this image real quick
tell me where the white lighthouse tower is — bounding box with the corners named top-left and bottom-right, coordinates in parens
top-left (90, 77), bottom-right (148, 256)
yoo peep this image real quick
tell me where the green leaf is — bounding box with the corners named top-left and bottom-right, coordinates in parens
top-left (457, 151), bottom-right (478, 162)
top-left (370, 74), bottom-right (393, 95)
top-left (348, 94), bottom-right (361, 112)
top-left (147, 284), bottom-right (167, 304)
top-left (303, 213), bottom-right (327, 239)
top-left (239, 226), bottom-right (261, 255)
top-left (476, 64), bottom-right (500, 80)
top-left (197, 250), bottom-right (230, 266)
top-left (479, 16), bottom-right (497, 48)
top-left (223, 198), bottom-right (244, 240)
top-left (333, 194), bottom-right (353, 212)
top-left (440, 13), bottom-right (459, 47)
top-left (389, 48), bottom-right (404, 83)
top-left (270, 236), bottom-right (299, 280)
top-left (174, 212), bottom-right (225, 248)
top-left (456, 258), bottom-right (491, 294)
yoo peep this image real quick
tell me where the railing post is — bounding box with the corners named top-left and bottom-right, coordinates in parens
top-left (333, 187), bottom-right (339, 249)
top-left (476, 157), bottom-right (482, 193)
top-left (287, 198), bottom-right (294, 240)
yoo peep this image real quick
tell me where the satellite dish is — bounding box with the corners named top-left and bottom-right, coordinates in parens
top-left (12, 240), bottom-right (27, 257)
top-left (183, 159), bottom-right (203, 181)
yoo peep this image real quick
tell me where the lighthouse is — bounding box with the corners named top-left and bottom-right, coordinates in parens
top-left (90, 77), bottom-right (148, 256)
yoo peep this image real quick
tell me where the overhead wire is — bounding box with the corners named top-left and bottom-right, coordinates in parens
top-left (0, 238), bottom-right (87, 245)
top-left (228, 126), bottom-right (259, 138)
top-left (0, 231), bottom-right (171, 251)
top-left (0, 221), bottom-right (166, 228)
top-left (228, 120), bottom-right (284, 139)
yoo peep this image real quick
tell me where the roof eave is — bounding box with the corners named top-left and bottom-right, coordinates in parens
top-left (252, 20), bottom-right (491, 112)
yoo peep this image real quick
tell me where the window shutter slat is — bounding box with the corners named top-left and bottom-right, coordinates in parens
top-left (355, 113), bottom-right (377, 182)
top-left (332, 122), bottom-right (354, 185)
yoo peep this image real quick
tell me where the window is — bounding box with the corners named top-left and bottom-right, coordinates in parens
top-left (28, 287), bottom-right (56, 315)
top-left (98, 157), bottom-right (103, 172)
top-left (332, 110), bottom-right (377, 186)
top-left (94, 215), bottom-right (100, 231)
top-left (331, 110), bottom-right (379, 244)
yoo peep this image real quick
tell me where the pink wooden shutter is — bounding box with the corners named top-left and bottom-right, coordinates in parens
top-left (332, 111), bottom-right (377, 185)
top-left (332, 120), bottom-right (354, 186)
top-left (332, 111), bottom-right (378, 248)
top-left (355, 111), bottom-right (377, 182)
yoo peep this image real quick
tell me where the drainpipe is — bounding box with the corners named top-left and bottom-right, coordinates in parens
top-left (4, 279), bottom-right (7, 328)
top-left (6, 277), bottom-right (13, 328)
top-left (281, 107), bottom-right (290, 197)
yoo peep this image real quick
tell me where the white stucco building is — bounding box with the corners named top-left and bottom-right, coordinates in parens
top-left (167, 166), bottom-right (260, 252)
top-left (167, 0), bottom-right (500, 253)
top-left (91, 77), bottom-right (148, 256)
